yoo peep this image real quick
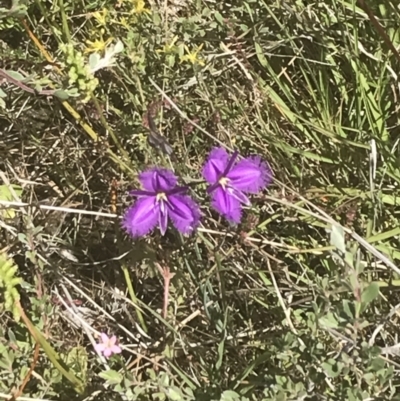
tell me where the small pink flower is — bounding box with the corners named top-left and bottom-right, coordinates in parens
top-left (94, 333), bottom-right (122, 358)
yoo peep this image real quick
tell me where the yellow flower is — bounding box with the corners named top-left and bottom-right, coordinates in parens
top-left (131, 0), bottom-right (151, 14)
top-left (180, 43), bottom-right (205, 66)
top-left (119, 17), bottom-right (130, 29)
top-left (157, 36), bottom-right (178, 54)
top-left (85, 37), bottom-right (113, 54)
top-left (92, 8), bottom-right (109, 26)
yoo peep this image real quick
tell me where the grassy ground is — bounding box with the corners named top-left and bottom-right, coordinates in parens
top-left (1, 0), bottom-right (400, 400)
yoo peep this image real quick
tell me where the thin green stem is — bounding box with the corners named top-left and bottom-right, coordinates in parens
top-left (120, 262), bottom-right (148, 333)
top-left (58, 0), bottom-right (71, 42)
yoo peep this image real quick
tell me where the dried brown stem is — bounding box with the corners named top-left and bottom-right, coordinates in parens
top-left (9, 339), bottom-right (40, 401)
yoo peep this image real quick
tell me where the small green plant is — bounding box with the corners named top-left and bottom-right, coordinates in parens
top-left (0, 253), bottom-right (21, 321)
top-left (60, 43), bottom-right (99, 103)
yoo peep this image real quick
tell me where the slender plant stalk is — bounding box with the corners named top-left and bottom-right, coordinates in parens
top-left (16, 301), bottom-right (85, 394)
top-left (58, 0), bottom-right (71, 42)
top-left (120, 263), bottom-right (148, 333)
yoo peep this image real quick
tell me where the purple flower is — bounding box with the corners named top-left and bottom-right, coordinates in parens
top-left (94, 333), bottom-right (122, 358)
top-left (202, 147), bottom-right (272, 223)
top-left (122, 168), bottom-right (201, 238)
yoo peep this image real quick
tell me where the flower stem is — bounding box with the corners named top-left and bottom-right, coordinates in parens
top-left (121, 263), bottom-right (148, 333)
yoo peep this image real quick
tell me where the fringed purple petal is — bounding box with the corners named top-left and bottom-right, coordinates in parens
top-left (211, 187), bottom-right (242, 223)
top-left (202, 147), bottom-right (229, 184)
top-left (227, 156), bottom-right (272, 193)
top-left (167, 194), bottom-right (201, 235)
top-left (139, 168), bottom-right (178, 192)
top-left (122, 196), bottom-right (159, 238)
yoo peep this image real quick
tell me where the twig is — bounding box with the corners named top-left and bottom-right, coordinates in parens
top-left (0, 394), bottom-right (55, 401)
top-left (9, 343), bottom-right (40, 401)
top-left (0, 199), bottom-right (119, 218)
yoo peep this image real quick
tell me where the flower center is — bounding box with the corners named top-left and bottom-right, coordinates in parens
top-left (218, 176), bottom-right (230, 189)
top-left (156, 192), bottom-right (168, 202)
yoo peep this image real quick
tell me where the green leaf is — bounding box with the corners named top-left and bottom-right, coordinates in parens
top-left (370, 357), bottom-right (385, 371)
top-left (53, 89), bottom-right (70, 100)
top-left (0, 88), bottom-right (6, 98)
top-left (167, 55), bottom-right (175, 67)
top-left (322, 360), bottom-right (342, 378)
top-left (65, 346), bottom-right (88, 382)
top-left (342, 300), bottom-right (354, 319)
top-left (0, 184), bottom-right (22, 219)
top-left (5, 70), bottom-right (26, 81)
top-left (215, 337), bottom-right (225, 370)
top-left (0, 253), bottom-right (21, 320)
top-left (167, 386), bottom-right (183, 401)
top-left (214, 11), bottom-right (224, 25)
top-left (98, 369), bottom-right (123, 385)
top-left (361, 282), bottom-right (380, 305)
top-left (319, 312), bottom-right (338, 328)
top-left (254, 42), bottom-right (269, 68)
top-left (221, 390), bottom-right (240, 401)
top-left (367, 227), bottom-right (400, 243)
top-left (158, 372), bottom-right (169, 387)
top-left (330, 224), bottom-right (346, 253)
